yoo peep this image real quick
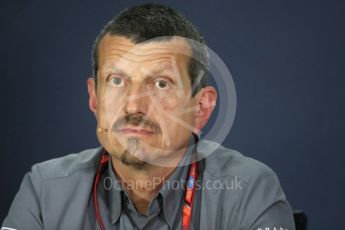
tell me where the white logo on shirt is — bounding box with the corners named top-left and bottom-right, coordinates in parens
top-left (257, 227), bottom-right (288, 230)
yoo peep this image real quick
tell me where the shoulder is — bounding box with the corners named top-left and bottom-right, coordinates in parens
top-left (198, 141), bottom-right (293, 228)
top-left (1, 147), bottom-right (103, 229)
top-left (199, 140), bottom-right (278, 184)
top-left (198, 140), bottom-right (287, 206)
top-left (32, 147), bottom-right (102, 180)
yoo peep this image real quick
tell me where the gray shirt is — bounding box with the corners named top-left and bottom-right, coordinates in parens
top-left (2, 137), bottom-right (295, 230)
top-left (100, 136), bottom-right (194, 229)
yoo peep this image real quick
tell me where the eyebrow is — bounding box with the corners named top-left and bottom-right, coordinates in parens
top-left (152, 64), bottom-right (174, 73)
top-left (102, 62), bottom-right (177, 80)
top-left (143, 62), bottom-right (177, 77)
top-left (102, 65), bottom-right (128, 77)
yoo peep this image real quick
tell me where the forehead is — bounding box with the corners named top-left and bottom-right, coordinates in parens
top-left (97, 35), bottom-right (192, 74)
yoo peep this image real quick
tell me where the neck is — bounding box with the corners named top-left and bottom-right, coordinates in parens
top-left (111, 148), bottom-right (187, 215)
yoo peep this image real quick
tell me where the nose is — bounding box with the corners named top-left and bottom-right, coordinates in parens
top-left (124, 83), bottom-right (150, 115)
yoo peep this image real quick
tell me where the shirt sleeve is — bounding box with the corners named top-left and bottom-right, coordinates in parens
top-left (235, 169), bottom-right (296, 230)
top-left (249, 201), bottom-right (296, 230)
top-left (1, 164), bottom-right (43, 230)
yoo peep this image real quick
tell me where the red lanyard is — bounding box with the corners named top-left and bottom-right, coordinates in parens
top-left (93, 151), bottom-right (198, 230)
top-left (93, 151), bottom-right (109, 230)
top-left (182, 160), bottom-right (198, 230)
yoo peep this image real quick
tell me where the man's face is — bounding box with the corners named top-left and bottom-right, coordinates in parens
top-left (88, 35), bottom-right (207, 168)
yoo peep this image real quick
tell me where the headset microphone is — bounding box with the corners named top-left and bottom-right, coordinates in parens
top-left (97, 127), bottom-right (109, 133)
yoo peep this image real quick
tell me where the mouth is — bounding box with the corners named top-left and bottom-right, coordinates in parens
top-left (117, 127), bottom-right (156, 137)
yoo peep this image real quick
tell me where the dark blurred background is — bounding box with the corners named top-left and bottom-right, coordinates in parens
top-left (1, 0), bottom-right (344, 229)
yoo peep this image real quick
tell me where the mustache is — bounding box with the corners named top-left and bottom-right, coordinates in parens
top-left (112, 113), bottom-right (162, 134)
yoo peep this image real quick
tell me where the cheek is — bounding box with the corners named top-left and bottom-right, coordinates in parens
top-left (158, 96), bottom-right (195, 129)
top-left (156, 90), bottom-right (192, 111)
top-left (96, 90), bottom-right (126, 127)
top-left (159, 97), bottom-right (179, 110)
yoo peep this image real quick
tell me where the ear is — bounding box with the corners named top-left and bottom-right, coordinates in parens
top-left (87, 77), bottom-right (97, 115)
top-left (193, 86), bottom-right (217, 132)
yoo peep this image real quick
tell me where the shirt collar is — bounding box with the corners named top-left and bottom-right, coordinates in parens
top-left (106, 133), bottom-right (198, 227)
top-left (107, 158), bottom-right (123, 224)
top-left (159, 134), bottom-right (197, 228)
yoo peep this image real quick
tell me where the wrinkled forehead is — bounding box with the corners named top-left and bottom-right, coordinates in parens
top-left (98, 35), bottom-right (192, 76)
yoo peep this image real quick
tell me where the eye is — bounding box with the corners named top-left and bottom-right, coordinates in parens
top-left (108, 75), bottom-right (125, 87)
top-left (154, 79), bottom-right (170, 90)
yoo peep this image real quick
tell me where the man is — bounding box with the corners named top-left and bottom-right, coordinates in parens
top-left (2, 4), bottom-right (295, 230)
